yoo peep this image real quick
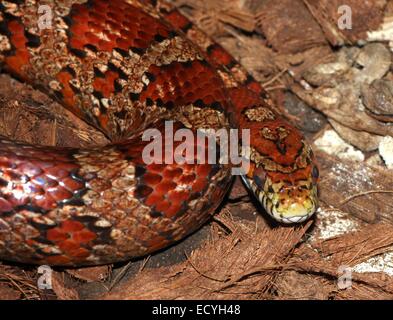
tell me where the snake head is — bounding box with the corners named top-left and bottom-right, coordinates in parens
top-left (242, 164), bottom-right (319, 224)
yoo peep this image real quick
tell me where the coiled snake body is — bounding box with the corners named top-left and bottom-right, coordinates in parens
top-left (0, 0), bottom-right (318, 266)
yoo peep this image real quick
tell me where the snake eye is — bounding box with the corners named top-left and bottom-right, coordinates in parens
top-left (311, 166), bottom-right (319, 181)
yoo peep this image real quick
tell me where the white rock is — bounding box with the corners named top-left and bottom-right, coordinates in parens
top-left (314, 130), bottom-right (365, 162)
top-left (354, 251), bottom-right (393, 276)
top-left (379, 136), bottom-right (393, 169)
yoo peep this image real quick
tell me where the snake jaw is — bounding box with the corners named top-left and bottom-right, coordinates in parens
top-left (242, 175), bottom-right (318, 224)
top-left (269, 184), bottom-right (318, 224)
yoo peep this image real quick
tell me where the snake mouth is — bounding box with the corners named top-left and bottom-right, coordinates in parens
top-left (267, 190), bottom-right (317, 224)
top-left (242, 175), bottom-right (318, 224)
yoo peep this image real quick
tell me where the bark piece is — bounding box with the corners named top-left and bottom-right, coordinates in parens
top-left (102, 213), bottom-right (312, 300)
top-left (255, 0), bottom-right (328, 54)
top-left (303, 0), bottom-right (387, 46)
top-left (329, 119), bottom-right (383, 152)
top-left (316, 151), bottom-right (393, 223)
top-left (0, 74), bottom-right (108, 148)
top-left (362, 79), bottom-right (393, 122)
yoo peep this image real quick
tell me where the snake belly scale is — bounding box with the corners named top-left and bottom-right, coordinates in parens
top-left (0, 0), bottom-right (318, 266)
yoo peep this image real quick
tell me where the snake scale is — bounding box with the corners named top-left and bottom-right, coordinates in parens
top-left (0, 0), bottom-right (319, 266)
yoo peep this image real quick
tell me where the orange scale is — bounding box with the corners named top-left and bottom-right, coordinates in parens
top-left (194, 90), bottom-right (207, 102)
top-left (163, 167), bottom-right (183, 179)
top-left (116, 38), bottom-right (132, 50)
top-left (55, 71), bottom-right (77, 108)
top-left (12, 32), bottom-right (26, 43)
top-left (161, 82), bottom-right (171, 94)
top-left (147, 63), bottom-right (160, 73)
top-left (93, 78), bottom-right (105, 92)
top-left (178, 174), bottom-right (196, 185)
top-left (47, 186), bottom-right (73, 202)
top-left (134, 38), bottom-right (149, 48)
top-left (196, 164), bottom-right (212, 176)
top-left (170, 76), bottom-right (181, 86)
top-left (137, 30), bottom-right (151, 40)
top-left (98, 114), bottom-right (110, 133)
top-left (5, 51), bottom-right (30, 79)
top-left (147, 163), bottom-right (167, 172)
top-left (8, 20), bottom-right (24, 34)
top-left (108, 20), bottom-right (123, 33)
top-left (99, 40), bottom-right (116, 52)
top-left (140, 25), bottom-right (156, 37)
top-left (155, 200), bottom-right (171, 213)
top-left (142, 172), bottom-right (162, 185)
top-left (47, 228), bottom-right (68, 242)
top-left (96, 0), bottom-right (110, 8)
top-left (60, 177), bottom-right (84, 192)
top-left (106, 11), bottom-right (122, 22)
top-left (145, 193), bottom-right (163, 207)
top-left (155, 181), bottom-right (177, 193)
top-left (71, 14), bottom-right (89, 25)
top-left (72, 229), bottom-right (97, 243)
top-left (44, 166), bottom-right (70, 180)
top-left (181, 164), bottom-right (196, 172)
top-left (60, 220), bottom-right (85, 233)
top-left (33, 195), bottom-right (57, 211)
top-left (68, 247), bottom-right (90, 259)
top-left (204, 84), bottom-right (216, 98)
top-left (88, 11), bottom-right (105, 21)
top-left (247, 81), bottom-right (263, 94)
top-left (191, 70), bottom-right (205, 80)
top-left (203, 95), bottom-right (214, 106)
top-left (200, 81), bottom-right (214, 91)
top-left (164, 203), bottom-right (182, 219)
top-left (17, 162), bottom-right (43, 178)
top-left (214, 89), bottom-right (226, 100)
top-left (0, 198), bottom-right (13, 213)
top-left (168, 190), bottom-right (190, 203)
top-left (84, 32), bottom-right (102, 46)
top-left (58, 239), bottom-right (80, 253)
top-left (191, 178), bottom-right (208, 193)
top-left (69, 32), bottom-right (89, 47)
top-left (71, 3), bottom-right (85, 14)
top-left (164, 10), bottom-right (189, 29)
top-left (188, 61), bottom-right (201, 72)
top-left (157, 26), bottom-right (170, 36)
top-left (158, 75), bottom-right (170, 85)
top-left (212, 76), bottom-right (224, 86)
top-left (93, 74), bottom-right (114, 97)
top-left (120, 29), bottom-right (133, 38)
top-left (208, 45), bottom-right (233, 66)
top-left (144, 89), bottom-right (158, 100)
top-left (125, 11), bottom-right (139, 20)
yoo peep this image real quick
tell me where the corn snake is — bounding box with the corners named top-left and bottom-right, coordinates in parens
top-left (0, 0), bottom-right (318, 266)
